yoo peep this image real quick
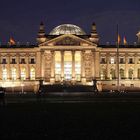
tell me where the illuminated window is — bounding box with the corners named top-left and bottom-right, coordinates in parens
top-left (11, 68), bottom-right (17, 80)
top-left (21, 67), bottom-right (26, 80)
top-left (75, 51), bottom-right (81, 81)
top-left (110, 57), bottom-right (115, 64)
top-left (2, 68), bottom-right (7, 80)
top-left (100, 69), bottom-right (106, 80)
top-left (55, 51), bottom-right (61, 81)
top-left (64, 62), bottom-right (72, 80)
top-left (30, 67), bottom-right (35, 80)
top-left (64, 51), bottom-right (72, 80)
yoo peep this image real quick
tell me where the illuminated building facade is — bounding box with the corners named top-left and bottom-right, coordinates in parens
top-left (1, 22), bottom-right (140, 91)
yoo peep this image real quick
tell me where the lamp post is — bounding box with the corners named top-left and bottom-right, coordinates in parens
top-left (12, 79), bottom-right (15, 94)
top-left (21, 80), bottom-right (24, 94)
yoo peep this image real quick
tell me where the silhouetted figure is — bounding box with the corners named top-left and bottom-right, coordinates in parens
top-left (0, 87), bottom-right (6, 106)
top-left (37, 88), bottom-right (43, 100)
top-left (92, 79), bottom-right (98, 93)
top-left (36, 80), bottom-right (43, 98)
top-left (37, 80), bottom-right (44, 98)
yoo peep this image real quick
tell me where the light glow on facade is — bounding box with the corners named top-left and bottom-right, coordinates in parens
top-left (1, 22), bottom-right (140, 91)
top-left (21, 67), bottom-right (26, 80)
top-left (11, 67), bottom-right (17, 80)
top-left (75, 51), bottom-right (81, 81)
top-left (30, 67), bottom-right (35, 80)
top-left (2, 68), bottom-right (7, 80)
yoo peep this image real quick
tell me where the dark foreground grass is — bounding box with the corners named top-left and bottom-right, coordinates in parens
top-left (0, 101), bottom-right (140, 139)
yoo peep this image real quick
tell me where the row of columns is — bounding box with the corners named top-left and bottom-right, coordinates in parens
top-left (49, 50), bottom-right (86, 82)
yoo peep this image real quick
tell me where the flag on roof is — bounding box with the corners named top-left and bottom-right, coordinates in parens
top-left (123, 36), bottom-right (127, 45)
top-left (9, 37), bottom-right (16, 45)
top-left (117, 34), bottom-right (121, 44)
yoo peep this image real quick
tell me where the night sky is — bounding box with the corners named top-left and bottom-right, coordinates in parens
top-left (0, 0), bottom-right (140, 45)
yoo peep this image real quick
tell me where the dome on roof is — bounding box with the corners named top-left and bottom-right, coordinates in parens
top-left (49, 24), bottom-right (86, 35)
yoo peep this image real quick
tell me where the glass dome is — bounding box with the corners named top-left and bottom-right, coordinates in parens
top-left (49, 24), bottom-right (86, 35)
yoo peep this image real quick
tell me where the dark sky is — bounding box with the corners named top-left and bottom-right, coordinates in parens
top-left (0, 0), bottom-right (140, 44)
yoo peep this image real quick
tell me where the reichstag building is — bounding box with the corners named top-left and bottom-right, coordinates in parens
top-left (0, 22), bottom-right (140, 91)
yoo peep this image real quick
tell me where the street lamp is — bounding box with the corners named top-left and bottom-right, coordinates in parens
top-left (21, 80), bottom-right (24, 94)
top-left (12, 79), bottom-right (15, 94)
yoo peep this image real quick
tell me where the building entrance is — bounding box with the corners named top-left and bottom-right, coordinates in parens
top-left (54, 51), bottom-right (81, 82)
top-left (64, 62), bottom-right (72, 80)
top-left (64, 51), bottom-right (72, 80)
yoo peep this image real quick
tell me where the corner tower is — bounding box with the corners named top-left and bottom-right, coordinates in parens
top-left (89, 22), bottom-right (99, 44)
top-left (36, 22), bottom-right (46, 44)
top-left (136, 31), bottom-right (140, 45)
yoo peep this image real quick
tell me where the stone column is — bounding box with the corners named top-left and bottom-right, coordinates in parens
top-left (106, 53), bottom-right (110, 79)
top-left (17, 53), bottom-right (20, 80)
top-left (134, 54), bottom-right (137, 79)
top-left (91, 50), bottom-right (95, 78)
top-left (41, 51), bottom-right (45, 79)
top-left (7, 55), bottom-right (10, 80)
top-left (26, 54), bottom-right (30, 80)
top-left (50, 51), bottom-right (55, 83)
top-left (61, 51), bottom-right (64, 80)
top-left (36, 51), bottom-right (42, 80)
top-left (81, 51), bottom-right (86, 84)
top-left (72, 51), bottom-right (75, 81)
top-left (125, 53), bottom-right (128, 79)
top-left (95, 51), bottom-right (100, 79)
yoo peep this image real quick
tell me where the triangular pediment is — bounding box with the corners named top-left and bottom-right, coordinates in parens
top-left (39, 34), bottom-right (95, 46)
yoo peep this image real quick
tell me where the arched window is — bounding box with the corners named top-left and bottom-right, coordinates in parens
top-left (21, 67), bottom-right (26, 80)
top-left (30, 67), bottom-right (35, 80)
top-left (110, 69), bottom-right (116, 79)
top-left (100, 69), bottom-right (106, 80)
top-left (138, 69), bottom-right (140, 79)
top-left (128, 69), bottom-right (133, 79)
top-left (11, 67), bottom-right (17, 80)
top-left (120, 69), bottom-right (125, 79)
top-left (2, 68), bottom-right (7, 80)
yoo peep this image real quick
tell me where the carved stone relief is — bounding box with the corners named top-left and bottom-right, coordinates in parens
top-left (44, 52), bottom-right (52, 81)
top-left (84, 52), bottom-right (93, 78)
top-left (55, 37), bottom-right (80, 46)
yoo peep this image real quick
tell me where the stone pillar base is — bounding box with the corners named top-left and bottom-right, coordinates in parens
top-left (50, 78), bottom-right (55, 84)
top-left (81, 77), bottom-right (86, 85)
top-left (71, 77), bottom-right (75, 85)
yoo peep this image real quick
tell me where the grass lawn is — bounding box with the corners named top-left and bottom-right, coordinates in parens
top-left (0, 101), bottom-right (140, 139)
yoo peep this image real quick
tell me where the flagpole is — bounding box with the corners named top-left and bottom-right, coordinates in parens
top-left (117, 24), bottom-right (120, 92)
